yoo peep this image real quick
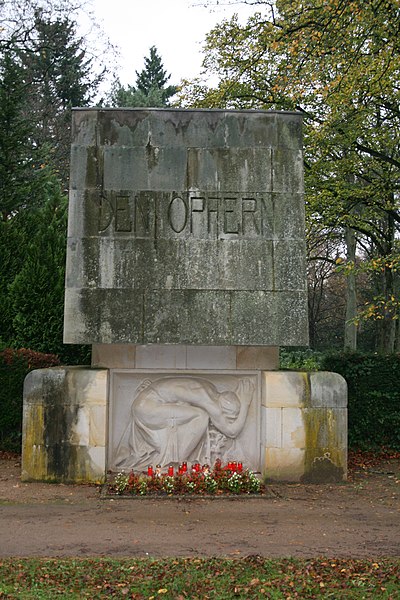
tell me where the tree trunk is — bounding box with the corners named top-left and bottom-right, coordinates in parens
top-left (344, 226), bottom-right (357, 350)
top-left (376, 212), bottom-right (396, 354)
top-left (376, 265), bottom-right (396, 353)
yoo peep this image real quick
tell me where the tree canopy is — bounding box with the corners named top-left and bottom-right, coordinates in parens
top-left (180, 0), bottom-right (400, 352)
top-left (0, 0), bottom-right (105, 361)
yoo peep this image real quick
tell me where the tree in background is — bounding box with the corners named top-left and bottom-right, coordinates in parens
top-left (181, 0), bottom-right (400, 352)
top-left (6, 190), bottom-right (67, 355)
top-left (107, 46), bottom-right (178, 108)
top-left (0, 1), bottom-right (104, 362)
top-left (21, 9), bottom-right (101, 190)
top-left (1, 0), bottom-right (112, 189)
top-left (0, 48), bottom-right (52, 221)
top-left (0, 46), bottom-right (57, 344)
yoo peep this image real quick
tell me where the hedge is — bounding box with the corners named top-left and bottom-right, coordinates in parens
top-left (321, 352), bottom-right (400, 451)
top-left (0, 348), bottom-right (60, 452)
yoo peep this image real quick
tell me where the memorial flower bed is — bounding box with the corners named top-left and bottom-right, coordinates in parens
top-left (108, 459), bottom-right (263, 496)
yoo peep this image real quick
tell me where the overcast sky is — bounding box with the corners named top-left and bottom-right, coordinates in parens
top-left (87, 0), bottom-right (258, 86)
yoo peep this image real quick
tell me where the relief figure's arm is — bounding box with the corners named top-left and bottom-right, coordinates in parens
top-left (208, 399), bottom-right (249, 438)
top-left (209, 379), bottom-right (254, 438)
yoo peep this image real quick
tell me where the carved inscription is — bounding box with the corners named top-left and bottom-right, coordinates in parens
top-left (98, 191), bottom-right (272, 239)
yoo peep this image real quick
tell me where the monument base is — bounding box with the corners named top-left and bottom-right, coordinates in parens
top-left (22, 345), bottom-right (347, 484)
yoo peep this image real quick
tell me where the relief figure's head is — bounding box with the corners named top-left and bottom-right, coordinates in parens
top-left (218, 391), bottom-right (240, 422)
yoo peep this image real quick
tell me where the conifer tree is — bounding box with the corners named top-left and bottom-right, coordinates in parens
top-left (21, 10), bottom-right (101, 189)
top-left (135, 45), bottom-right (177, 102)
top-left (108, 46), bottom-right (178, 108)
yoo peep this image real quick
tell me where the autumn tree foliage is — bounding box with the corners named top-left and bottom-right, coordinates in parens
top-left (181, 0), bottom-right (400, 352)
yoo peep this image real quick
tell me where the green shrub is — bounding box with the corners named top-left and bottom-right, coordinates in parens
top-left (0, 348), bottom-right (60, 452)
top-left (320, 352), bottom-right (400, 451)
top-left (280, 348), bottom-right (323, 371)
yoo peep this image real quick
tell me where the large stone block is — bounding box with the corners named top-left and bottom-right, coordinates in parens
top-left (262, 370), bottom-right (347, 482)
top-left (22, 367), bottom-right (108, 483)
top-left (64, 108), bottom-right (308, 346)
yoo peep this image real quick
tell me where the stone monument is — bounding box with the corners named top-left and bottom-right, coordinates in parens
top-left (22, 108), bottom-right (347, 483)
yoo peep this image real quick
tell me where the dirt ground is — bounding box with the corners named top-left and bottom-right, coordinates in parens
top-left (0, 455), bottom-right (399, 559)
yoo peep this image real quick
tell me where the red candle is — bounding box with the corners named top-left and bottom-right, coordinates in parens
top-left (147, 465), bottom-right (153, 477)
top-left (168, 465), bottom-right (174, 476)
top-left (238, 462), bottom-right (243, 473)
top-left (195, 463), bottom-right (201, 472)
top-left (182, 462), bottom-right (187, 473)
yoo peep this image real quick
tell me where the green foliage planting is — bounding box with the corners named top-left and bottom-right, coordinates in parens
top-left (0, 557), bottom-right (398, 599)
top-left (0, 193), bottom-right (90, 365)
top-left (280, 348), bottom-right (323, 371)
top-left (0, 5), bottom-right (102, 364)
top-left (0, 348), bottom-right (60, 451)
top-left (321, 352), bottom-right (400, 450)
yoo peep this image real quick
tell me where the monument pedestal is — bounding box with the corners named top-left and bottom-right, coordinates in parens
top-left (22, 345), bottom-right (347, 484)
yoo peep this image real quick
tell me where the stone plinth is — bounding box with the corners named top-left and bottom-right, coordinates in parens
top-left (22, 364), bottom-right (347, 484)
top-left (91, 344), bottom-right (280, 370)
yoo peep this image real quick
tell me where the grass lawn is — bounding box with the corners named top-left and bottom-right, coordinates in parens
top-left (0, 557), bottom-right (398, 599)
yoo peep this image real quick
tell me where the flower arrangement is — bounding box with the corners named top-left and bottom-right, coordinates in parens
top-left (108, 459), bottom-right (263, 496)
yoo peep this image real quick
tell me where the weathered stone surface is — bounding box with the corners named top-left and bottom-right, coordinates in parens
top-left (236, 346), bottom-right (279, 370)
top-left (64, 108), bottom-right (308, 346)
top-left (22, 368), bottom-right (108, 483)
top-left (261, 370), bottom-right (347, 482)
top-left (309, 371), bottom-right (348, 407)
top-left (91, 344), bottom-right (279, 370)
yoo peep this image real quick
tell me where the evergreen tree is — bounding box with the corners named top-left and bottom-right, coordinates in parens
top-left (135, 45), bottom-right (177, 101)
top-left (0, 46), bottom-right (59, 346)
top-left (108, 46), bottom-right (178, 108)
top-left (0, 48), bottom-right (50, 221)
top-left (8, 188), bottom-right (67, 355)
top-left (21, 10), bottom-right (102, 189)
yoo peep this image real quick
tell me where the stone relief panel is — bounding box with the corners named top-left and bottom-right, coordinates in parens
top-left (109, 372), bottom-right (260, 472)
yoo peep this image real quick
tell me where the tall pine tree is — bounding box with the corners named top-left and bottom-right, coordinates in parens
top-left (21, 9), bottom-right (102, 190)
top-left (108, 46), bottom-right (178, 108)
top-left (0, 48), bottom-right (50, 221)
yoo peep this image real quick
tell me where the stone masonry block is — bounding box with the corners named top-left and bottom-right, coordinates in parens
top-left (264, 407), bottom-right (282, 448)
top-left (262, 371), bottom-right (307, 408)
top-left (309, 371), bottom-right (348, 408)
